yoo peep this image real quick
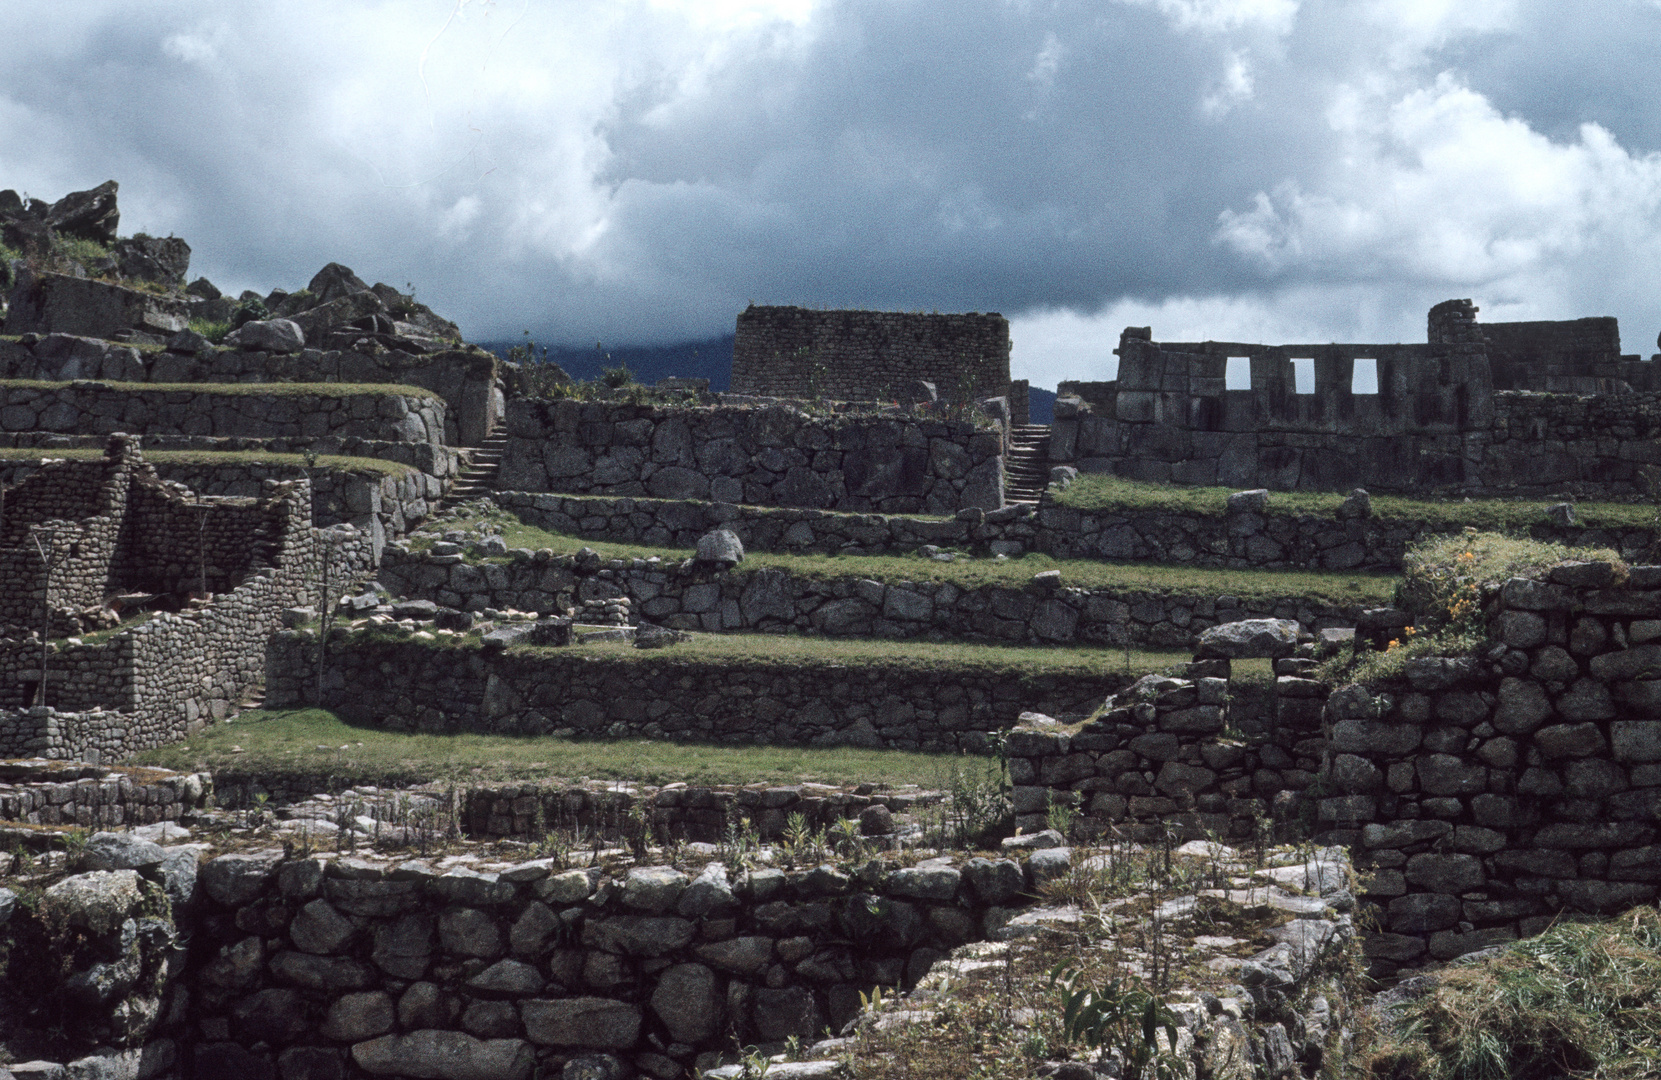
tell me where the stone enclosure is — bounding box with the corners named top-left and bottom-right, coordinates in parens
top-left (0, 438), bottom-right (371, 761)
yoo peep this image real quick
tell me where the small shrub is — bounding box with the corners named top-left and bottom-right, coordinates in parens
top-left (1322, 531), bottom-right (1621, 685)
top-left (188, 317), bottom-right (231, 343)
top-left (601, 361), bottom-right (635, 388)
top-left (1049, 962), bottom-right (1184, 1080)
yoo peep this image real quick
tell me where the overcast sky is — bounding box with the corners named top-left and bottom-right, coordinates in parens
top-left (6, 0), bottom-right (1661, 388)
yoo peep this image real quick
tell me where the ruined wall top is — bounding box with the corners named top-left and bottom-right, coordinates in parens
top-left (731, 305), bottom-right (1011, 403)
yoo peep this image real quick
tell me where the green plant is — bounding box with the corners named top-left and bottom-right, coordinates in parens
top-left (931, 740), bottom-right (1012, 847)
top-left (601, 361), bottom-right (634, 388)
top-left (58, 828), bottom-right (89, 867)
top-left (1045, 790), bottom-right (1078, 840)
top-left (1367, 906), bottom-right (1661, 1080)
top-left (0, 242), bottom-right (21, 290)
top-left (188, 317), bottom-right (231, 343)
top-left (1049, 962), bottom-right (1184, 1080)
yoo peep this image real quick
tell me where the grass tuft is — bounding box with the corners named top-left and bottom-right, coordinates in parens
top-left (1320, 532), bottom-right (1622, 685)
top-left (1367, 907), bottom-right (1661, 1080)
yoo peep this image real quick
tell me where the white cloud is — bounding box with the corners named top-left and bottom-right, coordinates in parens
top-left (1118, 0), bottom-right (1300, 35)
top-left (1200, 49), bottom-right (1254, 117)
top-left (4, 0), bottom-right (1661, 376)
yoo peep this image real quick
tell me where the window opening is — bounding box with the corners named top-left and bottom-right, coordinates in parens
top-left (1351, 357), bottom-right (1379, 394)
top-left (1225, 356), bottom-right (1251, 390)
top-left (1291, 358), bottom-right (1315, 395)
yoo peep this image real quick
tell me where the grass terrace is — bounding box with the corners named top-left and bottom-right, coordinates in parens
top-left (132, 706), bottom-right (1002, 789)
top-left (0, 446), bottom-right (417, 478)
top-left (417, 506), bottom-right (1402, 605)
top-left (1053, 473), bottom-right (1660, 531)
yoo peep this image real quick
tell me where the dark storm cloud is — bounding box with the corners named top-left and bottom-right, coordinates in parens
top-left (4, 1), bottom-right (1661, 386)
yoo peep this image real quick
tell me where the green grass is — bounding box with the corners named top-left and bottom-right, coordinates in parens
top-left (1366, 907), bottom-right (1661, 1080)
top-left (0, 447), bottom-right (414, 478)
top-left (188, 317), bottom-right (231, 343)
top-left (131, 707), bottom-right (1005, 788)
top-left (433, 509), bottom-right (1400, 605)
top-left (0, 378), bottom-right (442, 400)
top-left (1054, 473), bottom-right (1660, 531)
top-left (508, 632), bottom-right (1188, 676)
top-left (1319, 533), bottom-right (1622, 685)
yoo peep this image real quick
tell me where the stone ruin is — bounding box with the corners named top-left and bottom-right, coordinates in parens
top-left (0, 434), bottom-right (370, 763)
top-left (3, 179), bottom-right (1661, 1078)
top-left (1051, 298), bottom-right (1661, 496)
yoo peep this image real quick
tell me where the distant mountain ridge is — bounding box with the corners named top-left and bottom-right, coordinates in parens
top-left (480, 334), bottom-right (1054, 422)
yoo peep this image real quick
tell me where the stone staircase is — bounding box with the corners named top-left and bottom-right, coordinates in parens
top-left (446, 431), bottom-right (507, 504)
top-left (1003, 424), bottom-right (1051, 506)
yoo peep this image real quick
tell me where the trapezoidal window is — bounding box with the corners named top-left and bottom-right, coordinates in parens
top-left (1225, 356), bottom-right (1251, 390)
top-left (1351, 357), bottom-right (1379, 394)
top-left (1291, 357), bottom-right (1315, 394)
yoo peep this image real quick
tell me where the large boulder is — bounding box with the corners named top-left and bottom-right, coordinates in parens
top-left (1194, 618), bottom-right (1301, 659)
top-left (43, 870), bottom-right (143, 934)
top-left (201, 850), bottom-right (284, 906)
top-left (649, 963), bottom-right (721, 1043)
top-left (521, 998), bottom-right (642, 1048)
top-left (81, 831), bottom-right (164, 873)
top-left (695, 529), bottom-right (744, 567)
top-left (47, 180), bottom-right (120, 243)
top-left (351, 1031), bottom-right (534, 1080)
top-left (111, 235), bottom-right (191, 285)
top-left (308, 262), bottom-right (371, 305)
top-left (226, 318), bottom-right (305, 354)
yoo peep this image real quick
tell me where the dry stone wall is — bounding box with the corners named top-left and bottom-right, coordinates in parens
top-left (0, 761), bottom-right (210, 826)
top-left (19, 844), bottom-right (1051, 1080)
top-left (374, 544), bottom-right (1363, 648)
top-left (1053, 303), bottom-right (1661, 497)
top-left (1313, 561), bottom-right (1661, 977)
top-left (491, 490), bottom-right (1660, 572)
top-left (0, 381), bottom-right (447, 446)
top-left (500, 399), bottom-right (1005, 513)
top-left (731, 305), bottom-right (1011, 403)
top-left (0, 446), bottom-right (373, 761)
top-left (264, 635), bottom-right (1121, 751)
top-left (0, 456), bottom-right (435, 562)
top-left (999, 662), bottom-right (1312, 841)
top-left (0, 333), bottom-right (500, 446)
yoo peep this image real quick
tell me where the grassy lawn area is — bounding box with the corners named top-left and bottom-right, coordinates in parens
top-left (515, 634), bottom-right (1193, 676)
top-left (133, 707), bottom-right (1000, 788)
top-left (0, 447), bottom-right (414, 477)
top-left (426, 508), bottom-right (1400, 605)
top-left (1053, 472), bottom-right (1658, 531)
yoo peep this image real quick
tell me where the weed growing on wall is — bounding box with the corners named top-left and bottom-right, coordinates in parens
top-left (1322, 531), bottom-right (1622, 685)
top-left (187, 317), bottom-right (230, 343)
top-left (1366, 907), bottom-right (1661, 1080)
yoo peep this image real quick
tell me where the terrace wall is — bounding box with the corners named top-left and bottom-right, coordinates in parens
top-left (0, 381), bottom-right (447, 446)
top-left (486, 491), bottom-right (1657, 571)
top-left (0, 332), bottom-right (499, 445)
top-left (731, 305), bottom-right (1011, 403)
top-left (1300, 561), bottom-right (1661, 976)
top-left (499, 399), bottom-right (1005, 513)
top-left (374, 545), bottom-right (1365, 648)
top-left (263, 635), bottom-right (1123, 751)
